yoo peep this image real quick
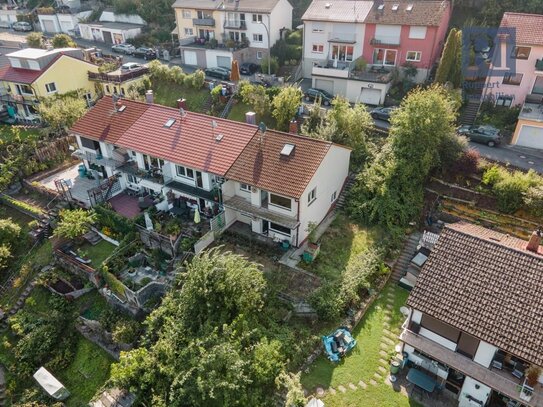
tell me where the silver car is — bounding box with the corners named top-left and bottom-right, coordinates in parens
top-left (12, 21), bottom-right (32, 32)
top-left (111, 43), bottom-right (135, 55)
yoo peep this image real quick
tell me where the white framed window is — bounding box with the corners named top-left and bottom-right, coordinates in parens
top-left (406, 51), bottom-right (421, 62)
top-left (331, 191), bottom-right (337, 202)
top-left (182, 9), bottom-right (191, 18)
top-left (373, 48), bottom-right (397, 66)
top-left (312, 44), bottom-right (324, 53)
top-left (176, 165), bottom-right (194, 179)
top-left (256, 51), bottom-right (263, 60)
top-left (45, 82), bottom-right (57, 94)
top-left (495, 96), bottom-right (513, 107)
top-left (269, 193), bottom-right (291, 210)
top-left (184, 28), bottom-right (194, 36)
top-left (16, 84), bottom-right (33, 95)
top-left (252, 14), bottom-right (263, 23)
top-left (312, 22), bottom-right (325, 33)
top-left (253, 34), bottom-right (263, 42)
top-left (409, 26), bottom-right (427, 39)
top-left (270, 222), bottom-right (291, 236)
top-left (331, 44), bottom-right (354, 62)
top-left (308, 187), bottom-right (317, 205)
top-left (240, 183), bottom-right (251, 192)
top-left (127, 174), bottom-right (139, 184)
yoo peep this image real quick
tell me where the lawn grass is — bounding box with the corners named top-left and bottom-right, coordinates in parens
top-left (301, 285), bottom-right (418, 406)
top-left (0, 125), bottom-right (41, 142)
top-left (300, 213), bottom-right (384, 282)
top-left (152, 79), bottom-right (210, 113)
top-left (80, 240), bottom-right (116, 269)
top-left (227, 102), bottom-right (277, 129)
top-left (76, 289), bottom-right (110, 320)
top-left (59, 335), bottom-right (114, 407)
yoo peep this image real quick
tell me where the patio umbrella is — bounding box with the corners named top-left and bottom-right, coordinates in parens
top-left (194, 209), bottom-right (201, 224)
top-left (230, 59), bottom-right (240, 82)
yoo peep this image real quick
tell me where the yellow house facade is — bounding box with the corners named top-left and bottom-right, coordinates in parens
top-left (174, 0), bottom-right (221, 44)
top-left (0, 48), bottom-right (100, 123)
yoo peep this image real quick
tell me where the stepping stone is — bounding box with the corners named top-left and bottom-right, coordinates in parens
top-left (380, 342), bottom-right (389, 350)
top-left (379, 358), bottom-right (388, 366)
top-left (386, 304), bottom-right (393, 309)
top-left (373, 372), bottom-right (383, 381)
top-left (384, 316), bottom-right (392, 322)
top-left (348, 383), bottom-right (357, 391)
top-left (338, 385), bottom-right (346, 393)
top-left (378, 366), bottom-right (387, 374)
top-left (316, 387), bottom-right (325, 396)
top-left (329, 387), bottom-right (336, 395)
top-left (358, 380), bottom-right (367, 389)
top-left (369, 379), bottom-right (378, 386)
top-left (379, 350), bottom-right (388, 357)
top-left (383, 337), bottom-right (394, 345)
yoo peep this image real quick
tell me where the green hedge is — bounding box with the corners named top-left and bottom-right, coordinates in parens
top-left (94, 205), bottom-right (134, 235)
top-left (0, 195), bottom-right (43, 216)
top-left (101, 269), bottom-right (126, 299)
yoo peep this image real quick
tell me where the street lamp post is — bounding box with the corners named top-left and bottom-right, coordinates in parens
top-left (259, 18), bottom-right (271, 76)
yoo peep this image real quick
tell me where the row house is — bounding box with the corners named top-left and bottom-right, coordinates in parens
top-left (401, 222), bottom-right (543, 407)
top-left (482, 12), bottom-right (543, 150)
top-left (69, 96), bottom-right (350, 246)
top-left (0, 48), bottom-right (99, 123)
top-left (302, 0), bottom-right (451, 105)
top-left (172, 0), bottom-right (292, 69)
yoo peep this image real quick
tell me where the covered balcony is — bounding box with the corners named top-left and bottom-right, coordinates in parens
top-left (519, 94), bottom-right (543, 122)
top-left (312, 60), bottom-right (353, 78)
top-left (400, 328), bottom-right (543, 407)
top-left (88, 67), bottom-right (149, 84)
top-left (118, 161), bottom-right (164, 186)
top-left (223, 20), bottom-right (246, 30)
top-left (164, 176), bottom-right (220, 202)
top-left (192, 17), bottom-right (215, 27)
top-left (223, 195), bottom-right (299, 230)
top-left (370, 36), bottom-right (401, 46)
top-left (328, 32), bottom-right (356, 44)
top-left (72, 149), bottom-right (126, 170)
top-left (535, 59), bottom-right (543, 73)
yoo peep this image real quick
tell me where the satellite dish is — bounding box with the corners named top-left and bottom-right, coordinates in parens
top-left (179, 108), bottom-right (187, 118)
top-left (258, 122), bottom-right (267, 133)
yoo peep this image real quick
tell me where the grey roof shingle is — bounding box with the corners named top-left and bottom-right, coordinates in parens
top-left (408, 222), bottom-right (543, 366)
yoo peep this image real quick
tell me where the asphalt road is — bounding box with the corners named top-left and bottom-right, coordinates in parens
top-left (469, 143), bottom-right (543, 173)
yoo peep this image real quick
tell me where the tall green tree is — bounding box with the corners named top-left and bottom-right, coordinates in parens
top-left (53, 209), bottom-right (96, 240)
top-left (348, 86), bottom-right (457, 230)
top-left (240, 83), bottom-right (270, 119)
top-left (435, 28), bottom-right (463, 88)
top-left (271, 86), bottom-right (302, 131)
top-left (37, 95), bottom-right (87, 134)
top-left (26, 32), bottom-right (44, 48)
top-left (110, 249), bottom-right (287, 406)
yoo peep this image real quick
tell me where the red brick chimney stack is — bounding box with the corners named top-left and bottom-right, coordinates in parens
top-left (526, 229), bottom-right (542, 253)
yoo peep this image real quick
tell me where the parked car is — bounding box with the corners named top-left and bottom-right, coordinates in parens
top-left (12, 21), bottom-right (32, 32)
top-left (370, 106), bottom-right (398, 122)
top-left (133, 47), bottom-right (157, 60)
top-left (457, 124), bottom-right (502, 147)
top-left (120, 62), bottom-right (143, 72)
top-left (239, 62), bottom-right (260, 75)
top-left (304, 88), bottom-right (334, 106)
top-left (111, 43), bottom-right (135, 55)
top-left (204, 66), bottom-right (231, 80)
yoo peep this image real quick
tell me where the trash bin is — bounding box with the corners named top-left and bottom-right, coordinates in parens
top-left (78, 165), bottom-right (87, 178)
top-left (390, 359), bottom-right (401, 374)
top-left (400, 351), bottom-right (409, 369)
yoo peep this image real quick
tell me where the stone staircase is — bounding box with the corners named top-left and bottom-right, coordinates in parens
top-left (459, 98), bottom-right (481, 125)
top-left (390, 232), bottom-right (422, 284)
top-left (335, 174), bottom-right (356, 211)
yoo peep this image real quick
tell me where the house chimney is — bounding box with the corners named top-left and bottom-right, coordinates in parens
top-left (177, 98), bottom-right (187, 109)
top-left (526, 229), bottom-right (542, 253)
top-left (245, 111), bottom-right (256, 125)
top-left (145, 90), bottom-right (154, 104)
top-left (289, 119), bottom-right (298, 134)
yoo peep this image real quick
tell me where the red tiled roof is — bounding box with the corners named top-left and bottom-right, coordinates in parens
top-left (500, 12), bottom-right (543, 46)
top-left (0, 61), bottom-right (56, 84)
top-left (364, 0), bottom-right (450, 26)
top-left (225, 130), bottom-right (336, 198)
top-left (118, 104), bottom-right (258, 176)
top-left (71, 97), bottom-right (149, 145)
top-left (408, 222), bottom-right (543, 366)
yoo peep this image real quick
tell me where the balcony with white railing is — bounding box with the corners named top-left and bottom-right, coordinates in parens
top-left (519, 94), bottom-right (543, 122)
top-left (328, 32), bottom-right (356, 44)
top-left (312, 59), bottom-right (353, 78)
top-left (370, 35), bottom-right (401, 46)
top-left (72, 149), bottom-right (126, 169)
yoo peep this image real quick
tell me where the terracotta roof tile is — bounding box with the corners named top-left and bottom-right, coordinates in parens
top-left (0, 54), bottom-right (62, 84)
top-left (408, 222), bottom-right (543, 366)
top-left (364, 0), bottom-right (450, 26)
top-left (500, 12), bottom-right (543, 46)
top-left (302, 0), bottom-right (373, 23)
top-left (117, 104), bottom-right (258, 176)
top-left (225, 130), bottom-right (334, 198)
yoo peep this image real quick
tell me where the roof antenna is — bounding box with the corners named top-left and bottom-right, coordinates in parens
top-left (211, 120), bottom-right (218, 139)
top-left (258, 121), bottom-right (266, 149)
top-left (179, 107), bottom-right (187, 119)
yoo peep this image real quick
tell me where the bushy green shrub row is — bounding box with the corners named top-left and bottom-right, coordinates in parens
top-left (481, 165), bottom-right (543, 214)
top-left (94, 204), bottom-right (134, 236)
top-left (0, 195), bottom-right (43, 216)
top-left (148, 60), bottom-right (205, 89)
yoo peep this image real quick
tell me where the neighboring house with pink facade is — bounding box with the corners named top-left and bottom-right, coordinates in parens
top-left (481, 13), bottom-right (543, 150)
top-left (302, 0), bottom-right (451, 105)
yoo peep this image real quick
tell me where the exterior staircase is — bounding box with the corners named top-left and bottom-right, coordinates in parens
top-left (335, 173), bottom-right (356, 211)
top-left (390, 232), bottom-right (422, 284)
top-left (459, 98), bottom-right (481, 125)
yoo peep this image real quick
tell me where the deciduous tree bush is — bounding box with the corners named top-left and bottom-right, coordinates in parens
top-left (37, 95), bottom-right (88, 135)
top-left (54, 209), bottom-right (96, 240)
top-left (272, 86), bottom-right (302, 131)
top-left (240, 82), bottom-right (270, 118)
top-left (435, 28), bottom-right (462, 88)
top-left (26, 32), bottom-right (44, 48)
top-left (51, 33), bottom-right (77, 48)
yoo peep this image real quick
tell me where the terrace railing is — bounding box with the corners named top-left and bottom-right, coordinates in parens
top-left (88, 67), bottom-right (150, 84)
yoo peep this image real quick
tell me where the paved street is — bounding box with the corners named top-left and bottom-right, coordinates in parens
top-left (469, 143), bottom-right (543, 173)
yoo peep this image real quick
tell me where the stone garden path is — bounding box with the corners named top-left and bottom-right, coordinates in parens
top-left (313, 285), bottom-right (407, 398)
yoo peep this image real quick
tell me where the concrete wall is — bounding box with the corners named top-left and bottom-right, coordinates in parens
top-left (473, 340), bottom-right (497, 368)
top-left (459, 376), bottom-right (491, 407)
top-left (310, 75), bottom-right (391, 105)
top-left (298, 144), bottom-right (350, 244)
top-left (100, 11), bottom-right (146, 25)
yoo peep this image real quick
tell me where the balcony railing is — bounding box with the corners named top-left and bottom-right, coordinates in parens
top-left (72, 149), bottom-right (125, 169)
top-left (193, 17), bottom-right (215, 27)
top-left (350, 65), bottom-right (394, 83)
top-left (312, 60), bottom-right (353, 79)
top-left (519, 95), bottom-right (543, 121)
top-left (87, 67), bottom-right (149, 84)
top-left (118, 161), bottom-right (164, 185)
top-left (224, 20), bottom-right (247, 30)
top-left (328, 32), bottom-right (356, 43)
top-left (0, 93), bottom-right (37, 105)
top-left (371, 36), bottom-right (401, 46)
top-left (400, 328), bottom-right (543, 407)
top-left (164, 176), bottom-right (220, 202)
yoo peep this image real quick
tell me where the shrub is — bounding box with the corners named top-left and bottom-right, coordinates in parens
top-left (308, 282), bottom-right (342, 321)
top-left (493, 170), bottom-right (541, 213)
top-left (112, 319), bottom-right (141, 344)
top-left (448, 148), bottom-right (480, 177)
top-left (99, 62), bottom-right (118, 73)
top-left (101, 267), bottom-right (126, 298)
top-left (525, 185), bottom-right (543, 218)
top-left (0, 244), bottom-right (11, 272)
top-left (260, 56), bottom-right (279, 75)
top-left (0, 218), bottom-right (22, 246)
top-left (192, 70), bottom-right (206, 88)
top-left (481, 165), bottom-right (507, 187)
top-left (0, 195), bottom-right (43, 216)
top-left (168, 65), bottom-right (185, 85)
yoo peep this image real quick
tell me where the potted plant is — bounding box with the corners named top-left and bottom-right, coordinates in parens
top-left (225, 39), bottom-right (236, 51)
top-left (302, 222), bottom-right (320, 262)
top-left (526, 365), bottom-right (541, 387)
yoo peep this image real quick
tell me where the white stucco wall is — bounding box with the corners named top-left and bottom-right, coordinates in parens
top-left (459, 377), bottom-right (491, 407)
top-left (298, 144), bottom-right (350, 244)
top-left (269, 0), bottom-right (293, 43)
top-left (205, 49), bottom-right (233, 69)
top-left (419, 327), bottom-right (457, 351)
top-left (402, 344), bottom-right (449, 380)
top-left (473, 341), bottom-right (498, 368)
top-left (411, 309), bottom-right (423, 324)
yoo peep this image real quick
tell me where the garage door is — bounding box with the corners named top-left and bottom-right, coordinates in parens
top-left (517, 125), bottom-right (543, 149)
top-left (42, 19), bottom-right (56, 33)
top-left (217, 56), bottom-right (231, 68)
top-left (315, 79), bottom-right (334, 94)
top-left (184, 50), bottom-right (197, 66)
top-left (360, 88), bottom-right (382, 105)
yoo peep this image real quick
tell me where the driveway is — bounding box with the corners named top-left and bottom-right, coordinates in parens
top-left (470, 142), bottom-right (543, 173)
